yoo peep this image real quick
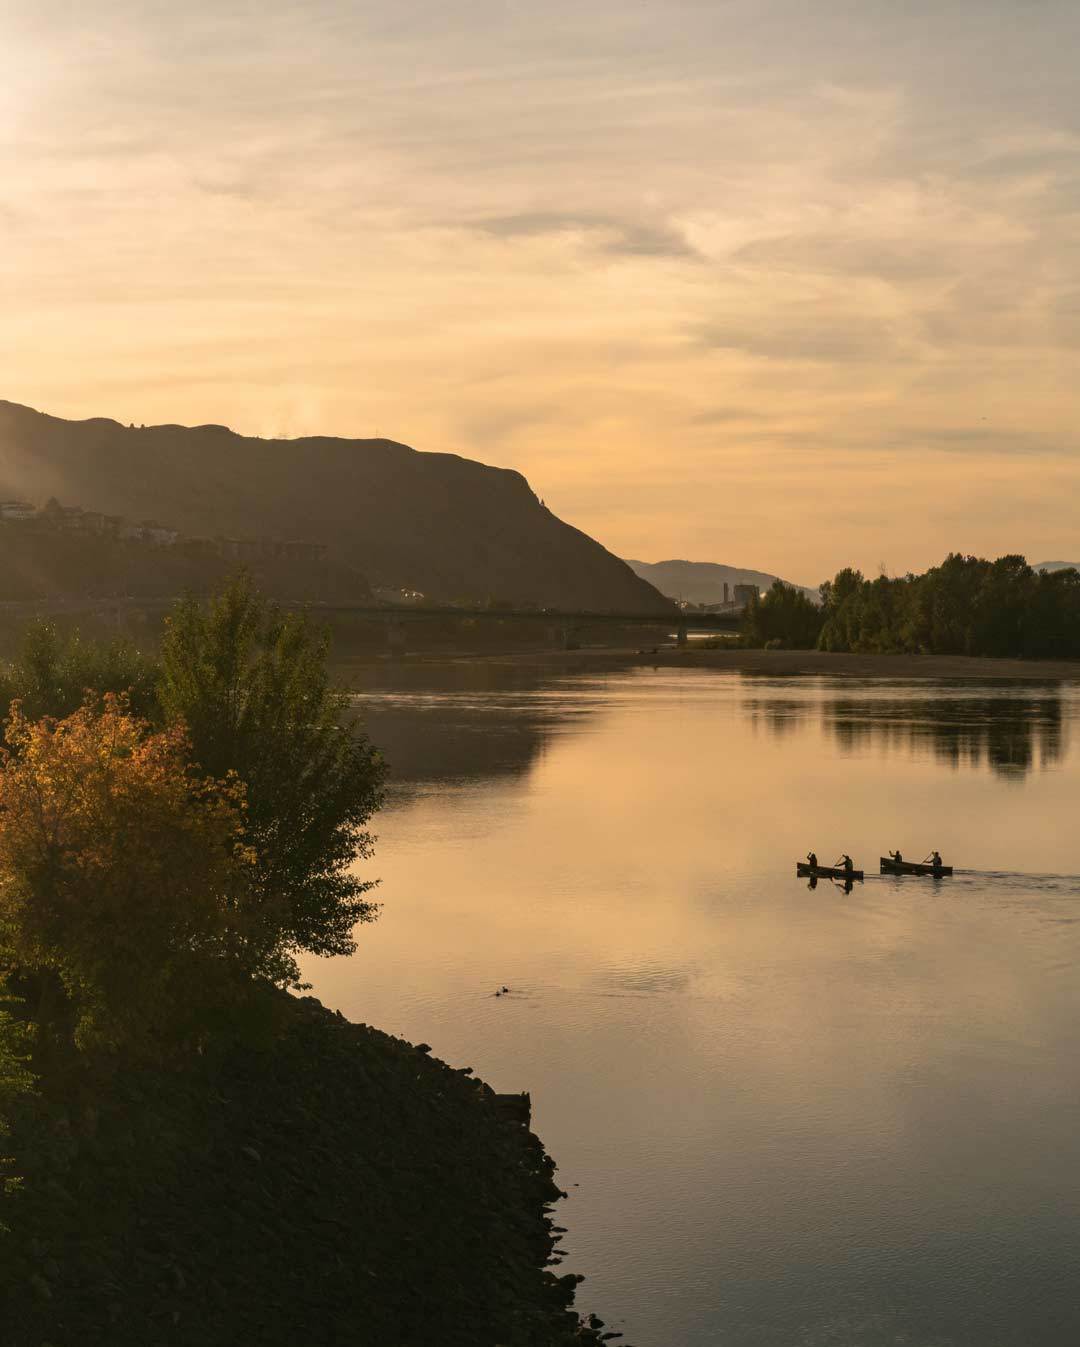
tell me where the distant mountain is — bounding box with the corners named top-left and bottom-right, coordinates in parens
top-left (625, 558), bottom-right (818, 606)
top-left (1034, 561), bottom-right (1080, 574)
top-left (0, 401), bottom-right (670, 612)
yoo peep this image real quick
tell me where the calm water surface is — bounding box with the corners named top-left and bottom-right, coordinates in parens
top-left (304, 666), bottom-right (1080, 1347)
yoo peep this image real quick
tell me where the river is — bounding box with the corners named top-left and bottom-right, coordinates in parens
top-left (304, 663), bottom-right (1080, 1347)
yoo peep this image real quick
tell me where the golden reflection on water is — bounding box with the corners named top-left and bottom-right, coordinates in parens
top-left (305, 670), bottom-right (1080, 1347)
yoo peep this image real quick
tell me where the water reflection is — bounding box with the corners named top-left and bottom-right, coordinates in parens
top-left (361, 697), bottom-right (550, 785)
top-left (362, 669), bottom-right (1070, 792)
top-left (351, 663), bottom-right (586, 786)
top-left (313, 666), bottom-right (1080, 1347)
top-left (744, 685), bottom-right (1066, 780)
top-left (824, 691), bottom-right (1064, 779)
top-left (745, 697), bottom-right (812, 739)
top-left (805, 873), bottom-right (855, 895)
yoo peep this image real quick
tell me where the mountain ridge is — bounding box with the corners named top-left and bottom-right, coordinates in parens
top-left (626, 557), bottom-right (818, 605)
top-left (0, 400), bottom-right (671, 613)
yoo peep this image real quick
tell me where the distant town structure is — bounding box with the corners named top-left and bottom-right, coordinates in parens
top-left (212, 537), bottom-right (327, 563)
top-left (733, 583), bottom-right (760, 607)
top-left (372, 585), bottom-right (426, 605)
top-left (0, 496), bottom-right (326, 561)
top-left (121, 519), bottom-right (180, 546)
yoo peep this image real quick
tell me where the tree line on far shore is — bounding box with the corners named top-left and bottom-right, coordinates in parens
top-left (741, 554), bottom-right (1080, 659)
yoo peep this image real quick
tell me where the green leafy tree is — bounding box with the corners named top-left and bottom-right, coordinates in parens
top-left (158, 575), bottom-right (385, 986)
top-left (1028, 566), bottom-right (1080, 658)
top-left (742, 581), bottom-right (823, 648)
top-left (0, 620), bottom-right (159, 723)
top-left (816, 554), bottom-right (1080, 659)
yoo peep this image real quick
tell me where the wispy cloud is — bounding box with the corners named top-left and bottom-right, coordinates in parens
top-left (3, 0), bottom-right (1080, 576)
top-left (474, 212), bottom-right (699, 259)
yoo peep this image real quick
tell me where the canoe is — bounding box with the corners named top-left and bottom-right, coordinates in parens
top-left (796, 862), bottom-right (864, 881)
top-left (880, 857), bottom-right (953, 877)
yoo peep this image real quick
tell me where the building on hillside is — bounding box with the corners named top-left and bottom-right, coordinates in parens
top-left (214, 537), bottom-right (327, 563)
top-left (78, 510), bottom-right (123, 536)
top-left (121, 519), bottom-right (179, 545)
top-left (733, 583), bottom-right (760, 607)
top-left (0, 500), bottom-right (36, 521)
top-left (39, 497), bottom-right (82, 529)
top-left (144, 522), bottom-right (179, 545)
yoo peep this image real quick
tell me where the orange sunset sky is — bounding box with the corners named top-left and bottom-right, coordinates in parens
top-left (4, 1), bottom-right (1079, 583)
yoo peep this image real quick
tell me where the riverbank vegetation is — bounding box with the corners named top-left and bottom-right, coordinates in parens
top-left (0, 576), bottom-right (612, 1344)
top-left (742, 555), bottom-right (1080, 659)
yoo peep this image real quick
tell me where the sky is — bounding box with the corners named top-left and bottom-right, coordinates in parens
top-left (3, 0), bottom-right (1080, 584)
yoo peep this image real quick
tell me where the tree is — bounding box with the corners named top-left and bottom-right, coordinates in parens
top-left (818, 568), bottom-right (866, 651)
top-left (742, 581), bottom-right (823, 649)
top-left (0, 696), bottom-right (253, 1051)
top-left (814, 553), bottom-right (1080, 658)
top-left (158, 575), bottom-right (385, 986)
top-left (0, 620), bottom-right (159, 724)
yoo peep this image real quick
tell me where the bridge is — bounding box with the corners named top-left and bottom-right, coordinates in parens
top-left (0, 597), bottom-right (742, 651)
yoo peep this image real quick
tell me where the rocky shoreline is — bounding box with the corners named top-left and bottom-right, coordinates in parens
top-left (0, 989), bottom-right (614, 1346)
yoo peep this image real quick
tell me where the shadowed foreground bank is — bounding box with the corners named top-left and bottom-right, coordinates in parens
top-left (0, 990), bottom-right (611, 1347)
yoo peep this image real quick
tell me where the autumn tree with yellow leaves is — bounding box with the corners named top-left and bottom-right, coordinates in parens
top-left (0, 695), bottom-right (257, 1052)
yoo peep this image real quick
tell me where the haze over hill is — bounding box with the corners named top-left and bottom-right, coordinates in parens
top-left (1035, 561), bottom-right (1080, 574)
top-left (0, 527), bottom-right (371, 605)
top-left (0, 402), bottom-right (670, 613)
top-left (626, 558), bottom-right (818, 606)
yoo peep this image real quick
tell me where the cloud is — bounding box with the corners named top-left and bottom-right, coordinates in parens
top-left (689, 316), bottom-right (907, 364)
top-left (885, 427), bottom-right (1079, 457)
top-left (6, 0), bottom-right (1080, 581)
top-left (687, 406), bottom-right (776, 426)
top-left (472, 211), bottom-right (698, 259)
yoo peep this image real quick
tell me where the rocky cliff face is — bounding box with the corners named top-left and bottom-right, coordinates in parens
top-left (0, 401), bottom-right (670, 613)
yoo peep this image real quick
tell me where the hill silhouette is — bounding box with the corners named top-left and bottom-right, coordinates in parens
top-left (0, 401), bottom-right (670, 613)
top-left (626, 557), bottom-right (818, 605)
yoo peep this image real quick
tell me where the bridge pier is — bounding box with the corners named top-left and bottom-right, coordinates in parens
top-left (676, 621), bottom-right (688, 647)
